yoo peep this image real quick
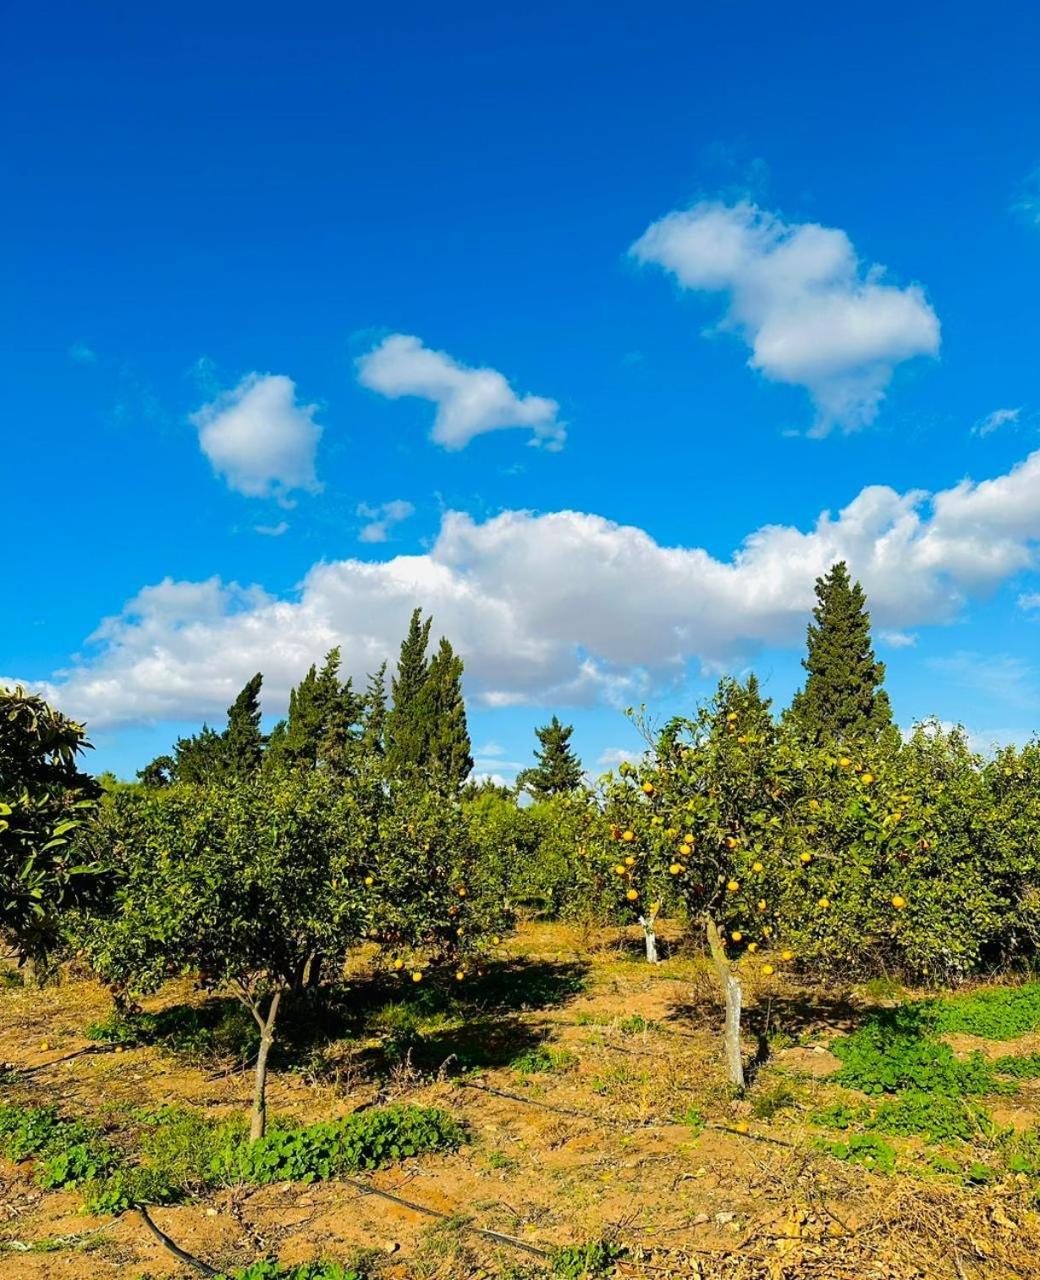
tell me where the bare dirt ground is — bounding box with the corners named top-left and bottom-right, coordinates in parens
top-left (2, 922), bottom-right (1040, 1279)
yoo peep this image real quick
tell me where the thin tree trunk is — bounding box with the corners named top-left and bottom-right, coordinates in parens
top-left (705, 916), bottom-right (744, 1089)
top-left (638, 916), bottom-right (659, 964)
top-left (249, 990), bottom-right (282, 1142)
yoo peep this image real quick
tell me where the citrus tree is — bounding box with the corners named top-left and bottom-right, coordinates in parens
top-left (81, 766), bottom-right (509, 1140)
top-left (607, 679), bottom-right (809, 1086)
top-left (0, 686), bottom-right (102, 979)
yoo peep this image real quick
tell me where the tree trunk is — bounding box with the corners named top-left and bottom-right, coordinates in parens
top-left (249, 990), bottom-right (282, 1142)
top-left (638, 916), bottom-right (659, 964)
top-left (705, 916), bottom-right (745, 1089)
top-left (20, 956), bottom-right (37, 988)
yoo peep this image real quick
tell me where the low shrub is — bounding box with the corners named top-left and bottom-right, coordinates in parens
top-left (931, 983), bottom-right (1040, 1041)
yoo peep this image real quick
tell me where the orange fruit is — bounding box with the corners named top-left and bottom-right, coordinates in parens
top-left (761, 964), bottom-right (775, 977)
top-left (726, 879), bottom-right (740, 892)
top-left (669, 862), bottom-right (683, 875)
top-left (752, 861), bottom-right (764, 873)
top-left (411, 971), bottom-right (423, 983)
top-left (892, 894), bottom-right (907, 910)
top-left (621, 830), bottom-right (636, 843)
top-left (626, 888), bottom-right (639, 901)
top-left (641, 782), bottom-right (655, 795)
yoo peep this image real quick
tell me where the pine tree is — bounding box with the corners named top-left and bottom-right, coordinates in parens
top-left (787, 561), bottom-right (893, 743)
top-left (386, 608), bottom-right (433, 774)
top-left (423, 637), bottom-right (473, 790)
top-left (224, 673), bottom-right (264, 776)
top-left (516, 716), bottom-right (584, 800)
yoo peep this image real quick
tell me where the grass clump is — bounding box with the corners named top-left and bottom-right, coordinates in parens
top-left (831, 1006), bottom-right (1008, 1097)
top-left (512, 1045), bottom-right (576, 1075)
top-left (995, 1052), bottom-right (1040, 1078)
top-left (0, 1104), bottom-right (120, 1190)
top-left (931, 982), bottom-right (1040, 1041)
top-left (817, 1131), bottom-right (896, 1174)
top-left (217, 1105), bottom-right (465, 1184)
top-left (551, 1239), bottom-right (627, 1278)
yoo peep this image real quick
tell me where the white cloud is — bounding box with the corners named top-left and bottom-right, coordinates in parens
top-left (1019, 593), bottom-right (1040, 611)
top-left (357, 499), bottom-right (415, 544)
top-left (191, 373), bottom-right (323, 501)
top-left (878, 629), bottom-right (917, 649)
top-left (597, 746), bottom-right (645, 769)
top-left (18, 445), bottom-right (1040, 731)
top-left (630, 200), bottom-right (940, 434)
top-left (356, 334), bottom-right (564, 450)
top-left (255, 521), bottom-right (289, 537)
top-left (973, 407), bottom-right (1020, 438)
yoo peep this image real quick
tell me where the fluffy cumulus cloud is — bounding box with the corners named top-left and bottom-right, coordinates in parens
top-left (191, 373), bottom-right (323, 500)
top-left (357, 334), bottom-right (564, 450)
top-left (15, 446), bottom-right (1040, 730)
top-left (631, 200), bottom-right (940, 433)
top-left (357, 499), bottom-right (415, 544)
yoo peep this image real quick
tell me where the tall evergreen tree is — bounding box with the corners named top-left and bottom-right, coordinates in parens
top-left (787, 561), bottom-right (893, 743)
top-left (516, 716), bottom-right (584, 800)
top-left (270, 649), bottom-right (362, 771)
top-left (171, 724), bottom-right (226, 784)
top-left (386, 608), bottom-right (433, 774)
top-left (423, 637), bottom-right (473, 790)
top-left (224, 673), bottom-right (264, 776)
top-left (361, 662), bottom-right (388, 756)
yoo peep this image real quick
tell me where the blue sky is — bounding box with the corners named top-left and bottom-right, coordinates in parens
top-left (5, 0), bottom-right (1040, 781)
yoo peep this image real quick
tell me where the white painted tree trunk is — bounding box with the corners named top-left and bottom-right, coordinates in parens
top-left (638, 916), bottom-right (659, 964)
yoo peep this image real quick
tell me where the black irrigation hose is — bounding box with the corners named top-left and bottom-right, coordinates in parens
top-left (134, 1178), bottom-right (552, 1275)
top-left (338, 1174), bottom-right (551, 1259)
top-left (136, 1204), bottom-right (221, 1277)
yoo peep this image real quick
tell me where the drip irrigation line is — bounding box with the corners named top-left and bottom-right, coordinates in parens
top-left (136, 1205), bottom-right (221, 1276)
top-left (338, 1175), bottom-right (551, 1259)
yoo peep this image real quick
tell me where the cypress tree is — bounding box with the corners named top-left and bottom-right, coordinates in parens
top-left (361, 662), bottom-right (388, 756)
top-left (224, 672), bottom-right (264, 776)
top-left (788, 561), bottom-right (893, 743)
top-left (516, 716), bottom-right (584, 800)
top-left (423, 637), bottom-right (473, 790)
top-left (172, 724), bottom-right (226, 784)
top-left (386, 608), bottom-right (433, 774)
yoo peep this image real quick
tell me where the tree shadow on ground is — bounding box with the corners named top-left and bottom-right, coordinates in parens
top-left (86, 956), bottom-right (589, 1076)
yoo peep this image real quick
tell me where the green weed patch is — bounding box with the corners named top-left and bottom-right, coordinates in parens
top-left (930, 983), bottom-right (1040, 1041)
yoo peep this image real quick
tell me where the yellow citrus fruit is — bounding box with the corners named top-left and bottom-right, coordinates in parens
top-left (861, 772), bottom-right (874, 785)
top-left (892, 894), bottom-right (907, 910)
top-left (781, 949), bottom-right (794, 962)
top-left (492, 935), bottom-right (501, 944)
top-left (747, 942), bottom-right (758, 953)
top-left (726, 879), bottom-right (740, 892)
top-left (838, 756), bottom-right (851, 768)
top-left (622, 830), bottom-right (635, 842)
top-left (458, 887), bottom-right (467, 897)
top-left (757, 898), bottom-right (766, 911)
top-left (641, 781), bottom-right (654, 795)
top-left (364, 875), bottom-right (374, 886)
top-left (684, 832), bottom-right (694, 842)
top-left (669, 862), bottom-right (683, 874)
top-left (625, 855), bottom-right (636, 866)
top-left (455, 971), bottom-right (465, 981)
top-left (818, 896), bottom-right (830, 909)
top-left (761, 964), bottom-right (775, 976)
top-left (752, 861), bottom-right (764, 873)
top-left (725, 836), bottom-right (739, 849)
top-left (666, 827), bottom-right (678, 838)
top-left (726, 711), bottom-right (738, 722)
top-left (737, 734), bottom-right (747, 744)
top-left (809, 798), bottom-right (820, 811)
top-left (626, 888), bottom-right (639, 901)
top-left (763, 925), bottom-right (772, 937)
top-left (731, 931), bottom-right (742, 942)
top-left (800, 852), bottom-right (812, 864)
top-left (614, 864), bottom-right (627, 875)
top-left (411, 971), bottom-right (423, 983)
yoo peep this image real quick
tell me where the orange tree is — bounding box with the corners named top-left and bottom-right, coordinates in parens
top-left (777, 723), bottom-right (1023, 981)
top-left (80, 765), bottom-right (509, 1140)
top-left (607, 678), bottom-right (807, 1087)
top-left (0, 686), bottom-right (102, 980)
